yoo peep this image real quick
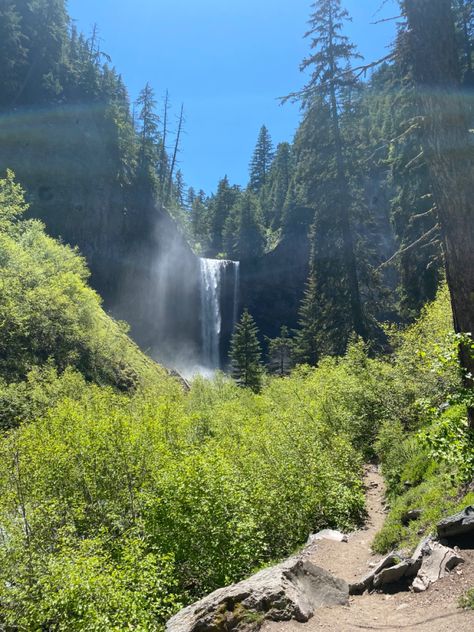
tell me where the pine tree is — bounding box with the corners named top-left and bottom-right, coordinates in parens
top-left (293, 272), bottom-right (320, 366)
top-left (174, 169), bottom-right (185, 207)
top-left (135, 82), bottom-right (160, 174)
top-left (0, 1), bottom-right (27, 105)
top-left (230, 310), bottom-right (264, 392)
top-left (266, 142), bottom-right (293, 230)
top-left (225, 191), bottom-right (264, 261)
top-left (266, 326), bottom-right (294, 376)
top-left (249, 125), bottom-right (274, 193)
top-left (208, 176), bottom-right (241, 254)
top-left (291, 0), bottom-right (368, 356)
top-left (190, 196), bottom-right (210, 252)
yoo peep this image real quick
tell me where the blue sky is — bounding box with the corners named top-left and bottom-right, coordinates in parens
top-left (67, 0), bottom-right (399, 194)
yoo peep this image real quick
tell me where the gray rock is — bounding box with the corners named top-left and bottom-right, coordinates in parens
top-left (166, 558), bottom-right (349, 632)
top-left (412, 541), bottom-right (465, 593)
top-left (349, 552), bottom-right (402, 595)
top-left (307, 529), bottom-right (349, 545)
top-left (437, 506), bottom-right (474, 539)
top-left (401, 509), bottom-right (423, 526)
top-left (373, 560), bottom-right (412, 588)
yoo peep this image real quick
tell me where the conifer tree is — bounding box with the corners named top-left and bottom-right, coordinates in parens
top-left (190, 196), bottom-right (210, 252)
top-left (291, 0), bottom-right (368, 357)
top-left (266, 142), bottom-right (293, 230)
top-left (224, 191), bottom-right (264, 261)
top-left (249, 125), bottom-right (274, 193)
top-left (266, 326), bottom-right (294, 376)
top-left (293, 272), bottom-right (320, 366)
top-left (208, 176), bottom-right (241, 254)
top-left (135, 82), bottom-right (160, 173)
top-left (174, 169), bottom-right (185, 207)
top-left (230, 310), bottom-right (264, 392)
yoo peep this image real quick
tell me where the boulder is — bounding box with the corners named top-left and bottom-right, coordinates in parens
top-left (349, 552), bottom-right (402, 595)
top-left (373, 560), bottom-right (415, 589)
top-left (166, 558), bottom-right (348, 632)
top-left (401, 509), bottom-right (423, 526)
top-left (437, 506), bottom-right (474, 539)
top-left (307, 529), bottom-right (349, 545)
top-left (412, 541), bottom-right (465, 593)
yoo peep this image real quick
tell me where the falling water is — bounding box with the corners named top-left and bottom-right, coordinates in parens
top-left (200, 258), bottom-right (240, 370)
top-left (232, 261), bottom-right (240, 331)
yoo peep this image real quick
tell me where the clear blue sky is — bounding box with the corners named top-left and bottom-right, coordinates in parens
top-left (67, 0), bottom-right (399, 195)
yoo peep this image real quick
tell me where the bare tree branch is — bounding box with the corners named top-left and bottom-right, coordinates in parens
top-left (378, 224), bottom-right (440, 269)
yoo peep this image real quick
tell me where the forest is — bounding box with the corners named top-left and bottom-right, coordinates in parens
top-left (0, 0), bottom-right (473, 630)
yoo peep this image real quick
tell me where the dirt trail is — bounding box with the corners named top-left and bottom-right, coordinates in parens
top-left (263, 465), bottom-right (474, 632)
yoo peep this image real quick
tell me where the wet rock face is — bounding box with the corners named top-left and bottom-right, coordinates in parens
top-left (166, 557), bottom-right (349, 632)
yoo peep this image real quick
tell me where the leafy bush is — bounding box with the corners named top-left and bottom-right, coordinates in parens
top-left (0, 354), bottom-right (368, 629)
top-left (0, 172), bottom-right (166, 428)
top-left (374, 289), bottom-right (474, 554)
top-left (460, 589), bottom-right (474, 610)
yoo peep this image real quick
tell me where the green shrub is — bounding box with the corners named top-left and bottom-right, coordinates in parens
top-left (460, 589), bottom-right (474, 610)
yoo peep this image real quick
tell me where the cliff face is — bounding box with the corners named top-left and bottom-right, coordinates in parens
top-left (0, 105), bottom-right (127, 296)
top-left (0, 105), bottom-right (202, 368)
top-left (240, 207), bottom-right (313, 340)
top-left (0, 108), bottom-right (315, 366)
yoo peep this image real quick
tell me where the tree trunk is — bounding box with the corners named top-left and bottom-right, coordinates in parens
top-left (403, 0), bottom-right (474, 427)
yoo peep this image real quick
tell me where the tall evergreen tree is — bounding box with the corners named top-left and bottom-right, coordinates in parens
top-left (266, 326), bottom-right (294, 376)
top-left (230, 310), bottom-right (264, 392)
top-left (224, 191), bottom-right (264, 261)
top-left (135, 82), bottom-right (160, 174)
top-left (208, 176), bottom-right (241, 255)
top-left (249, 125), bottom-right (274, 193)
top-left (266, 142), bottom-right (293, 230)
top-left (190, 196), bottom-right (210, 252)
top-left (291, 0), bottom-right (368, 358)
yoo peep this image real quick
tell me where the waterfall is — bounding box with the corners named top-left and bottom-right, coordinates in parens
top-left (199, 258), bottom-right (240, 371)
top-left (232, 261), bottom-right (240, 331)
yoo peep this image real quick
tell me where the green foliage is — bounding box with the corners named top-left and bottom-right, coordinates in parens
top-left (460, 588), bottom-right (474, 609)
top-left (266, 326), bottom-right (294, 376)
top-left (249, 125), bottom-right (274, 194)
top-left (0, 172), bottom-right (166, 428)
top-left (373, 475), bottom-right (474, 554)
top-left (0, 359), bottom-right (366, 628)
top-left (224, 191), bottom-right (265, 261)
top-left (373, 287), bottom-right (474, 553)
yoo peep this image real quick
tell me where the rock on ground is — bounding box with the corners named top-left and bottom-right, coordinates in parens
top-left (166, 557), bottom-right (348, 632)
top-left (437, 506), bottom-right (474, 539)
top-left (307, 530), bottom-right (348, 545)
top-left (412, 541), bottom-right (465, 593)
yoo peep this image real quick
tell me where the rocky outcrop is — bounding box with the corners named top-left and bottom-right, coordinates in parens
top-left (166, 557), bottom-right (348, 632)
top-left (349, 533), bottom-right (465, 595)
top-left (412, 540), bottom-right (465, 593)
top-left (437, 506), bottom-right (474, 539)
top-left (349, 552), bottom-right (415, 595)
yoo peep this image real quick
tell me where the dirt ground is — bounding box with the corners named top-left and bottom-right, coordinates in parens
top-left (263, 465), bottom-right (474, 632)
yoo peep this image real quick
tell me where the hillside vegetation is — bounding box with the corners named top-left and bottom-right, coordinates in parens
top-left (0, 173), bottom-right (472, 629)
